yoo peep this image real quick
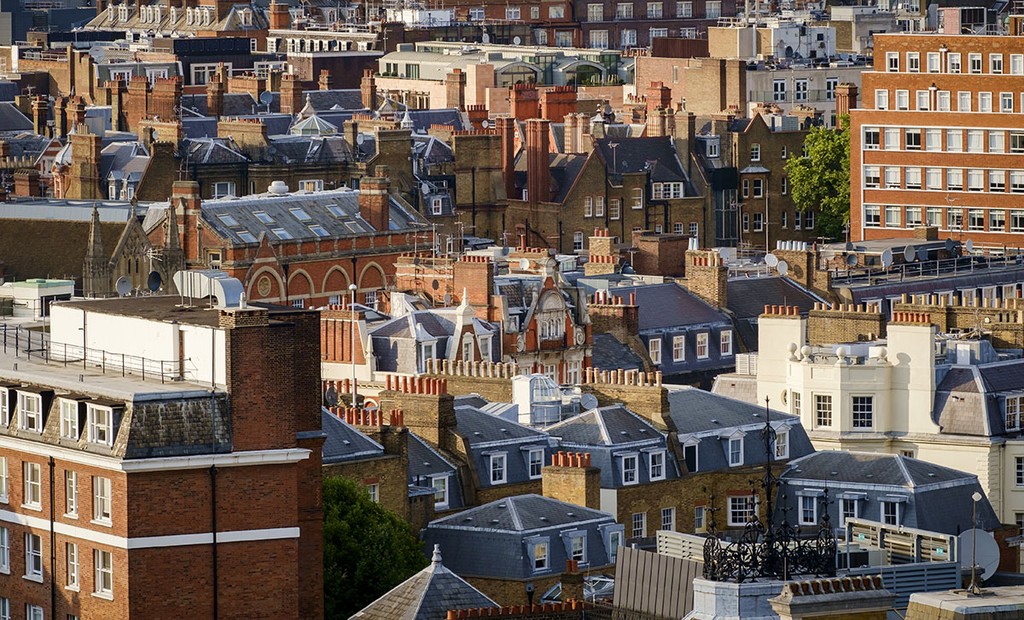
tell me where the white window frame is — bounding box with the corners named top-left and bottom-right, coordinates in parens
top-left (87, 404), bottom-right (114, 446)
top-left (649, 451), bottom-right (666, 481)
top-left (0, 389), bottom-right (7, 425)
top-left (23, 462), bottom-right (41, 510)
top-left (696, 333), bottom-right (709, 359)
top-left (774, 430), bottom-right (789, 459)
top-left (65, 470), bottom-right (77, 517)
top-left (0, 527), bottom-right (8, 574)
top-left (799, 495), bottom-right (818, 525)
top-left (694, 506), bottom-right (706, 532)
top-left (728, 436), bottom-right (743, 466)
top-left (631, 512), bottom-right (646, 538)
top-left (840, 498), bottom-right (860, 525)
top-left (431, 475), bottom-right (449, 509)
top-left (530, 540), bottom-right (549, 571)
top-left (489, 453), bottom-right (507, 484)
top-left (0, 457), bottom-right (6, 504)
top-left (661, 507), bottom-right (675, 531)
top-left (672, 335), bottom-right (685, 362)
top-left (728, 496), bottom-right (757, 526)
top-left (66, 542), bottom-right (79, 590)
top-left (720, 330), bottom-right (733, 356)
top-left (24, 533), bottom-right (42, 581)
top-left (648, 338), bottom-right (662, 365)
top-left (528, 448), bottom-right (544, 479)
top-left (93, 476), bottom-right (112, 525)
top-left (60, 399), bottom-right (79, 440)
top-left (94, 549), bottom-right (113, 597)
top-left (18, 392), bottom-right (42, 433)
top-left (622, 454), bottom-right (639, 485)
top-left (881, 501), bottom-right (901, 526)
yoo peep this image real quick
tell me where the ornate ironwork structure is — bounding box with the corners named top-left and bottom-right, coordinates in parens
top-left (702, 398), bottom-right (837, 583)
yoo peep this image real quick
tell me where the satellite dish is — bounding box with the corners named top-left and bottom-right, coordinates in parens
top-left (765, 253), bottom-right (779, 268)
top-left (944, 238), bottom-right (955, 252)
top-left (519, 258), bottom-right (530, 270)
top-left (903, 245), bottom-right (916, 262)
top-left (965, 239), bottom-right (975, 253)
top-left (917, 247), bottom-right (929, 262)
top-left (958, 529), bottom-right (1000, 581)
top-left (431, 280), bottom-right (439, 291)
top-left (356, 134), bottom-right (365, 145)
top-left (513, 36), bottom-right (522, 45)
top-left (324, 384), bottom-right (339, 407)
top-left (845, 242), bottom-right (855, 252)
top-left (443, 293), bottom-right (452, 305)
top-left (147, 271), bottom-right (162, 292)
top-left (821, 248), bottom-right (836, 261)
top-left (777, 260), bottom-right (789, 277)
top-left (481, 120), bottom-right (490, 129)
top-left (580, 393), bottom-right (599, 410)
top-left (844, 253), bottom-right (858, 267)
top-left (880, 248), bottom-right (893, 268)
top-left (420, 181), bottom-right (431, 195)
top-left (259, 91), bottom-right (274, 107)
top-left (115, 276), bottom-right (131, 297)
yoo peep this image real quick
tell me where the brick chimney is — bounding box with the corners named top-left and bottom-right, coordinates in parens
top-left (207, 75), bottom-right (225, 118)
top-left (685, 250), bottom-right (728, 308)
top-left (542, 451), bottom-right (600, 510)
top-left (68, 96), bottom-right (87, 129)
top-left (217, 118), bottom-right (269, 159)
top-left (674, 104), bottom-right (696, 176)
top-left (510, 83), bottom-right (540, 121)
top-left (66, 124), bottom-right (103, 200)
top-left (497, 116), bottom-right (516, 200)
top-left (465, 104), bottom-right (487, 129)
top-left (126, 76), bottom-right (150, 132)
top-left (453, 255), bottom-right (494, 313)
top-left (584, 228), bottom-right (619, 275)
top-left (54, 97), bottom-right (68, 139)
top-left (525, 118), bottom-right (551, 203)
top-left (281, 73), bottom-right (303, 115)
top-left (106, 80), bottom-right (128, 131)
top-left (540, 85), bottom-right (576, 123)
top-left (835, 83), bottom-right (858, 118)
top-left (268, 0), bottom-right (290, 29)
top-left (318, 69), bottom-right (333, 91)
top-left (171, 181), bottom-right (202, 265)
top-left (588, 290), bottom-right (640, 345)
top-left (13, 169), bottom-right (41, 198)
top-left (647, 81), bottom-right (672, 114)
top-left (358, 165), bottom-right (391, 232)
top-left (564, 113), bottom-right (580, 154)
top-left (444, 69), bottom-right (466, 109)
top-left (31, 96), bottom-right (47, 136)
top-left (150, 77), bottom-right (182, 121)
top-left (381, 376), bottom-right (458, 455)
top-left (321, 306), bottom-right (369, 366)
top-left (360, 69), bottom-right (376, 110)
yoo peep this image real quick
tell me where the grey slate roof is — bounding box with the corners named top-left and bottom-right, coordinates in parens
top-left (591, 333), bottom-right (644, 371)
top-left (0, 103), bottom-right (33, 132)
top-left (547, 405), bottom-right (664, 446)
top-left (615, 283), bottom-right (727, 330)
top-left (321, 410), bottom-right (384, 464)
top-left (455, 405), bottom-right (548, 444)
top-left (422, 494), bottom-right (620, 580)
top-left (196, 187), bottom-right (428, 245)
top-left (350, 545), bottom-right (498, 620)
top-left (595, 136), bottom-right (689, 185)
top-left (727, 276), bottom-right (821, 320)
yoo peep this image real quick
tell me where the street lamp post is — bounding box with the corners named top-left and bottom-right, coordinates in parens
top-left (349, 282), bottom-right (358, 407)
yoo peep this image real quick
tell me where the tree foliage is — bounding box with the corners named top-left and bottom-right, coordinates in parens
top-left (785, 118), bottom-right (850, 241)
top-left (323, 476), bottom-right (429, 618)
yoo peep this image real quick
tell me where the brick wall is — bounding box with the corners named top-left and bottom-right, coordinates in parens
top-left (541, 452), bottom-right (600, 509)
top-left (806, 303), bottom-right (886, 345)
top-left (894, 295), bottom-right (1024, 350)
top-left (684, 250), bottom-right (727, 308)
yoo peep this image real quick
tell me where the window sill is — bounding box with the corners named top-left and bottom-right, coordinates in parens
top-left (0, 567), bottom-right (8, 575)
top-left (91, 519), bottom-right (113, 528)
top-left (66, 585), bottom-right (80, 593)
top-left (22, 504), bottom-right (42, 512)
top-left (24, 573), bottom-right (44, 583)
top-left (91, 591), bottom-right (114, 601)
top-left (64, 513), bottom-right (78, 520)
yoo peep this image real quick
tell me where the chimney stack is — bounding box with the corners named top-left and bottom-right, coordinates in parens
top-left (360, 69), bottom-right (377, 110)
top-left (542, 451), bottom-right (601, 510)
top-left (525, 118), bottom-right (551, 204)
top-left (358, 165), bottom-right (391, 232)
top-left (835, 83), bottom-right (859, 118)
top-left (497, 116), bottom-right (516, 201)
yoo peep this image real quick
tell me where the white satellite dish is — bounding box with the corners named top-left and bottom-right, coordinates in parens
top-left (580, 393), bottom-right (599, 410)
top-left (519, 258), bottom-right (530, 270)
top-left (356, 134), bottom-right (365, 145)
top-left (958, 528), bottom-right (1000, 581)
top-left (420, 181), bottom-right (431, 195)
top-left (880, 248), bottom-right (893, 268)
top-left (776, 260), bottom-right (789, 277)
top-left (965, 239), bottom-right (975, 253)
top-left (115, 276), bottom-right (132, 297)
top-left (512, 36), bottom-right (522, 45)
top-left (481, 120), bottom-right (490, 129)
top-left (765, 253), bottom-right (779, 268)
top-left (903, 245), bottom-right (916, 262)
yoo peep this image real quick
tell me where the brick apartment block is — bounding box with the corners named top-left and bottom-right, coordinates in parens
top-left (0, 292), bottom-right (323, 619)
top-left (851, 27), bottom-right (1024, 246)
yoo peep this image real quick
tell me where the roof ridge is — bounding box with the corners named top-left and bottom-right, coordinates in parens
top-left (595, 408), bottom-right (612, 445)
top-left (507, 496), bottom-right (524, 530)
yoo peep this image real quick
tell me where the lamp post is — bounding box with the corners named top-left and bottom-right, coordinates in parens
top-left (968, 491), bottom-right (983, 594)
top-left (349, 282), bottom-right (358, 407)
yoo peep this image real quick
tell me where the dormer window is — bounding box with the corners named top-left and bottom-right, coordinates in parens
top-left (478, 336), bottom-right (491, 361)
top-left (0, 388), bottom-right (9, 425)
top-left (87, 404), bottom-right (113, 446)
top-left (488, 453), bottom-right (507, 484)
top-left (18, 393), bottom-right (42, 433)
top-left (728, 436), bottom-right (743, 466)
top-left (1006, 395), bottom-right (1022, 431)
top-left (773, 429), bottom-right (789, 459)
top-left (621, 453), bottom-right (638, 485)
top-left (59, 399), bottom-right (80, 440)
top-left (648, 450), bottom-right (666, 481)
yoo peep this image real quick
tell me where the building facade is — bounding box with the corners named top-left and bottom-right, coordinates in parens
top-left (850, 32), bottom-right (1024, 247)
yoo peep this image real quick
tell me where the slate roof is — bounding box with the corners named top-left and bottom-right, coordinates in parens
top-left (613, 283), bottom-right (727, 331)
top-left (422, 495), bottom-right (619, 579)
top-left (591, 333), bottom-right (643, 371)
top-left (727, 276), bottom-right (821, 320)
top-left (101, 142), bottom-right (150, 183)
top-left (0, 133), bottom-right (55, 162)
top-left (455, 405), bottom-right (548, 444)
top-left (182, 93), bottom-right (260, 117)
top-left (350, 545), bottom-right (498, 620)
top-left (547, 405), bottom-right (664, 447)
top-left (785, 451), bottom-right (969, 487)
top-left (0, 103), bottom-right (33, 132)
top-left (371, 308), bottom-right (498, 340)
top-left (194, 187), bottom-right (428, 245)
top-left (594, 136), bottom-right (688, 185)
top-left (321, 410), bottom-right (384, 464)
top-left (933, 359), bottom-right (1024, 437)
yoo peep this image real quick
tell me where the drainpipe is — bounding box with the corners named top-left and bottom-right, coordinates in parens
top-left (48, 457), bottom-right (56, 620)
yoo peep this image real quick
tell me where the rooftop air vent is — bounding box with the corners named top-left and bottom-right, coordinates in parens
top-left (268, 180), bottom-right (289, 194)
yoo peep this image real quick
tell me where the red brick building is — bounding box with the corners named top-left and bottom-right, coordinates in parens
top-left (147, 172), bottom-right (432, 309)
top-left (851, 30), bottom-right (1024, 247)
top-left (0, 290), bottom-right (323, 619)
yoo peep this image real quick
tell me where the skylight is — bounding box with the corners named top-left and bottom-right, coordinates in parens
top-left (237, 231), bottom-right (258, 243)
top-left (271, 227), bottom-right (292, 239)
top-left (253, 211), bottom-right (274, 224)
top-left (289, 207), bottom-right (312, 221)
top-left (218, 214), bottom-right (239, 227)
top-left (327, 205), bottom-right (345, 217)
top-left (309, 225), bottom-right (330, 237)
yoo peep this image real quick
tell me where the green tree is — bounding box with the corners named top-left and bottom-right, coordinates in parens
top-left (323, 476), bottom-right (429, 618)
top-left (785, 118), bottom-right (850, 241)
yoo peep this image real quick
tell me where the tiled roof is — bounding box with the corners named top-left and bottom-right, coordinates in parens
top-left (727, 276), bottom-right (821, 320)
top-left (547, 405), bottom-right (664, 447)
top-left (614, 283), bottom-right (727, 330)
top-left (321, 410), bottom-right (384, 464)
top-left (591, 333), bottom-right (643, 371)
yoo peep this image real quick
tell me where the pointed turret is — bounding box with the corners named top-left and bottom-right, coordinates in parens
top-left (162, 198), bottom-right (186, 292)
top-left (82, 205), bottom-right (112, 297)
